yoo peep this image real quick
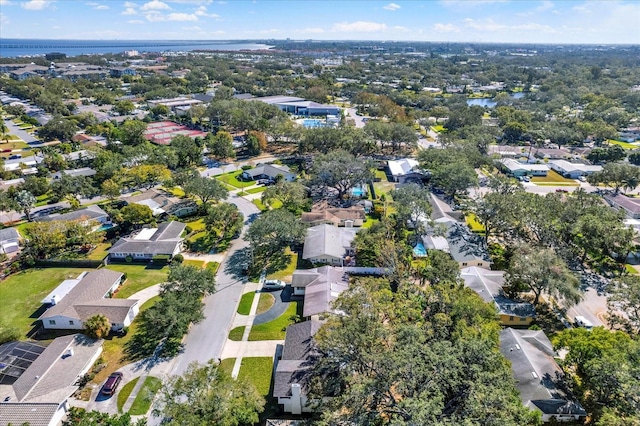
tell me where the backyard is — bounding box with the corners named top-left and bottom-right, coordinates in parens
top-left (108, 264), bottom-right (169, 299)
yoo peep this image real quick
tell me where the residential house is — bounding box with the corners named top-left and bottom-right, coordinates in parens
top-left (0, 334), bottom-right (103, 426)
top-left (0, 227), bottom-right (20, 254)
top-left (274, 320), bottom-right (323, 414)
top-left (291, 266), bottom-right (350, 319)
top-left (387, 158), bottom-right (426, 183)
top-left (126, 189), bottom-right (197, 218)
top-left (40, 269), bottom-right (138, 332)
top-left (253, 95), bottom-right (340, 116)
top-left (461, 267), bottom-right (535, 326)
top-left (36, 205), bottom-right (111, 226)
top-left (500, 328), bottom-right (587, 423)
top-left (110, 67), bottom-right (137, 78)
top-left (423, 222), bottom-right (492, 269)
top-left (604, 193), bottom-right (640, 219)
top-left (51, 167), bottom-right (97, 179)
top-left (108, 220), bottom-right (185, 262)
top-left (302, 224), bottom-right (357, 266)
top-left (533, 148), bottom-right (573, 161)
top-left (300, 201), bottom-right (366, 228)
top-left (548, 160), bottom-right (602, 179)
top-left (500, 159), bottom-right (549, 177)
top-left (9, 64), bottom-right (49, 80)
top-left (241, 164), bottom-right (296, 182)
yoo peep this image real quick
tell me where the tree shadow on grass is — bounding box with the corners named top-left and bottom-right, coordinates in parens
top-left (265, 252), bottom-right (293, 276)
top-left (225, 247), bottom-right (252, 280)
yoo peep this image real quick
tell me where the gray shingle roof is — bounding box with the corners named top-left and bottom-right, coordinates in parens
top-left (36, 205), bottom-right (108, 222)
top-left (0, 403), bottom-right (60, 426)
top-left (461, 267), bottom-right (535, 318)
top-left (40, 269), bottom-right (125, 322)
top-left (273, 320), bottom-right (323, 398)
top-left (243, 164), bottom-right (293, 180)
top-left (302, 224), bottom-right (356, 261)
top-left (445, 223), bottom-right (492, 264)
top-left (0, 227), bottom-right (19, 243)
top-left (12, 334), bottom-right (102, 403)
top-left (500, 328), bottom-right (586, 416)
top-left (108, 221), bottom-right (185, 256)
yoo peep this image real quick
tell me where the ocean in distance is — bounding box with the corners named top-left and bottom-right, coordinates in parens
top-left (0, 39), bottom-right (273, 58)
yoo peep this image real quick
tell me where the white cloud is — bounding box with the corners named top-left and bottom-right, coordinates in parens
top-left (393, 26), bottom-right (409, 32)
top-left (463, 18), bottom-right (555, 33)
top-left (127, 19), bottom-right (144, 24)
top-left (194, 5), bottom-right (219, 17)
top-left (0, 0), bottom-right (13, 4)
top-left (166, 0), bottom-right (212, 3)
top-left (300, 27), bottom-right (325, 34)
top-left (182, 25), bottom-right (201, 30)
top-left (332, 21), bottom-right (387, 32)
top-left (124, 1), bottom-right (137, 7)
top-left (0, 13), bottom-right (9, 25)
top-left (21, 0), bottom-right (53, 10)
top-left (433, 23), bottom-right (459, 32)
top-left (122, 7), bottom-right (137, 15)
top-left (383, 2), bottom-right (400, 11)
top-left (440, 0), bottom-right (507, 7)
top-left (572, 5), bottom-right (591, 13)
top-left (146, 11), bottom-right (198, 21)
top-left (93, 4), bottom-right (108, 10)
top-left (140, 0), bottom-right (170, 11)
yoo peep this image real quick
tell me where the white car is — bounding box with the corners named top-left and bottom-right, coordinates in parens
top-left (574, 315), bottom-right (594, 330)
top-left (262, 279), bottom-right (285, 291)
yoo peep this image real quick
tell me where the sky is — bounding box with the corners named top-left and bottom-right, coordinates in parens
top-left (0, 0), bottom-right (639, 44)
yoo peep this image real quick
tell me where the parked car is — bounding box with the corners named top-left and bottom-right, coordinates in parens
top-left (8, 154), bottom-right (22, 160)
top-left (555, 188), bottom-right (569, 193)
top-left (262, 279), bottom-right (285, 291)
top-left (574, 316), bottom-right (594, 330)
top-left (578, 176), bottom-right (587, 182)
top-left (101, 372), bottom-right (123, 395)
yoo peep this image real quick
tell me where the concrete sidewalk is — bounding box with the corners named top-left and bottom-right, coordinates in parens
top-left (127, 284), bottom-right (162, 306)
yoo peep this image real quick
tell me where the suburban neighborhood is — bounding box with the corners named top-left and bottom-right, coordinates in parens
top-left (0, 31), bottom-right (639, 426)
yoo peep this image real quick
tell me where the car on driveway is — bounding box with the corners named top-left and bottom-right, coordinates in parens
top-left (101, 372), bottom-right (123, 396)
top-left (262, 279), bottom-right (285, 291)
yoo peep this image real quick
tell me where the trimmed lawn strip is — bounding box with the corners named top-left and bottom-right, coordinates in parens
top-left (256, 293), bottom-right (275, 315)
top-left (219, 358), bottom-right (235, 375)
top-left (238, 357), bottom-right (273, 396)
top-left (534, 182), bottom-right (579, 187)
top-left (245, 186), bottom-right (266, 194)
top-left (129, 376), bottom-right (162, 415)
top-left (92, 296), bottom-right (160, 386)
top-left (87, 243), bottom-right (111, 261)
top-left (252, 199), bottom-right (267, 211)
top-left (0, 267), bottom-right (89, 338)
top-left (206, 262), bottom-right (220, 273)
top-left (607, 139), bottom-right (638, 149)
top-left (237, 291), bottom-right (256, 315)
top-left (248, 302), bottom-right (298, 341)
top-left (183, 259), bottom-right (205, 269)
top-left (108, 264), bottom-right (168, 299)
top-left (117, 377), bottom-right (139, 413)
top-left (531, 170), bottom-right (578, 184)
top-left (229, 326), bottom-right (245, 341)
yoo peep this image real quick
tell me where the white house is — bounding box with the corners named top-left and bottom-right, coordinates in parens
top-left (302, 224), bottom-right (357, 266)
top-left (548, 160), bottom-right (602, 179)
top-left (108, 221), bottom-right (185, 261)
top-left (40, 269), bottom-right (138, 331)
top-left (241, 164), bottom-right (296, 182)
top-left (500, 159), bottom-right (549, 177)
top-left (0, 334), bottom-right (103, 426)
top-left (387, 158), bottom-right (425, 183)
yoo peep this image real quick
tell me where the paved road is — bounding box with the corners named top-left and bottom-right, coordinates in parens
top-left (169, 193), bottom-right (260, 376)
top-left (345, 107), bottom-right (366, 128)
top-left (567, 287), bottom-right (609, 327)
top-left (3, 119), bottom-right (39, 144)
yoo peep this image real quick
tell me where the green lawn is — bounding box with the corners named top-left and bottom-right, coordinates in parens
top-left (374, 169), bottom-right (388, 181)
top-left (229, 326), bottom-right (245, 341)
top-left (625, 264), bottom-right (637, 275)
top-left (361, 217), bottom-right (379, 229)
top-left (257, 293), bottom-right (275, 315)
top-left (206, 262), bottom-right (220, 273)
top-left (185, 218), bottom-right (206, 232)
top-left (183, 259), bottom-right (205, 269)
top-left (266, 250), bottom-right (297, 281)
top-left (248, 302), bottom-right (299, 341)
top-left (238, 357), bottom-right (273, 396)
top-left (246, 186), bottom-right (266, 194)
top-left (373, 181), bottom-right (397, 198)
top-left (237, 291), bottom-right (256, 315)
top-left (0, 267), bottom-right (89, 338)
top-left (531, 170), bottom-right (579, 185)
top-left (216, 170), bottom-right (255, 188)
top-left (0, 141), bottom-right (29, 150)
top-left (252, 199), bottom-right (268, 211)
top-left (607, 139), bottom-right (638, 150)
top-left (86, 243), bottom-right (111, 261)
top-left (108, 265), bottom-right (169, 299)
top-left (117, 377), bottom-right (139, 413)
top-left (129, 376), bottom-right (162, 415)
top-left (219, 358), bottom-right (235, 375)
top-left (431, 125), bottom-right (445, 133)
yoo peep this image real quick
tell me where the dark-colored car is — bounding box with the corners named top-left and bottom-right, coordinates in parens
top-left (101, 372), bottom-right (123, 395)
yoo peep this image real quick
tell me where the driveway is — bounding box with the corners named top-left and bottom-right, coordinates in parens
top-left (253, 286), bottom-right (293, 325)
top-left (169, 193), bottom-right (260, 376)
top-left (3, 119), bottom-right (39, 144)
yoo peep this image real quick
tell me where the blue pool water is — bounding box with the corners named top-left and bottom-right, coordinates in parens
top-left (413, 243), bottom-right (427, 257)
top-left (96, 224), bottom-right (115, 232)
top-left (302, 119), bottom-right (325, 128)
top-left (351, 186), bottom-right (366, 197)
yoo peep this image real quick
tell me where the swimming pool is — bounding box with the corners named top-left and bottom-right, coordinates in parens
top-left (351, 186), bottom-right (366, 197)
top-left (302, 119), bottom-right (325, 128)
top-left (413, 243), bottom-right (427, 257)
top-left (96, 223), bottom-right (115, 232)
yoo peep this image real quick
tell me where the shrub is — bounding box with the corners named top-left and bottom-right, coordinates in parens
top-left (185, 225), bottom-right (193, 234)
top-left (173, 254), bottom-right (184, 264)
top-left (125, 255), bottom-right (133, 263)
top-left (241, 165), bottom-right (253, 171)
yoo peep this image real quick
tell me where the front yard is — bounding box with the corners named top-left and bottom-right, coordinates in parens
top-left (531, 170), bottom-right (579, 185)
top-left (215, 170), bottom-right (255, 189)
top-left (248, 301), bottom-right (300, 341)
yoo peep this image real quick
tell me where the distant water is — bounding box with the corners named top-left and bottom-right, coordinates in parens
top-left (0, 39), bottom-right (273, 58)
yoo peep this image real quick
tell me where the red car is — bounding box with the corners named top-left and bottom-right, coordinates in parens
top-left (101, 372), bottom-right (123, 395)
